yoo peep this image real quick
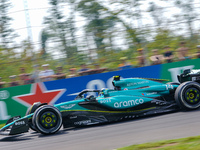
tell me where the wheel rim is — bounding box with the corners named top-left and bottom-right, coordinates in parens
top-left (40, 111), bottom-right (58, 129)
top-left (33, 105), bottom-right (62, 134)
top-left (184, 87), bottom-right (200, 105)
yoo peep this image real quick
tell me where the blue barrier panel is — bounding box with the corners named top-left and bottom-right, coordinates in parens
top-left (44, 65), bottom-right (161, 104)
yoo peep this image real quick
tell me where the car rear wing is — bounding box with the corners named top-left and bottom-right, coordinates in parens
top-left (177, 69), bottom-right (200, 83)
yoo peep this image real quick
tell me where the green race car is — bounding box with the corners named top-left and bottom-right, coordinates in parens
top-left (1, 69), bottom-right (200, 135)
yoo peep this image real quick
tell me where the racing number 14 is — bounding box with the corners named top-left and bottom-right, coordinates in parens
top-left (165, 85), bottom-right (173, 90)
top-left (0, 101), bottom-right (10, 120)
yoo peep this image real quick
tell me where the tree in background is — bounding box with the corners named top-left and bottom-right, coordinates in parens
top-left (1, 0), bottom-right (200, 82)
top-left (174, 0), bottom-right (197, 39)
top-left (147, 1), bottom-right (164, 28)
top-left (147, 29), bottom-right (178, 50)
top-left (77, 0), bottom-right (120, 58)
top-left (0, 0), bottom-right (17, 48)
top-left (40, 29), bottom-right (50, 57)
top-left (42, 0), bottom-right (78, 59)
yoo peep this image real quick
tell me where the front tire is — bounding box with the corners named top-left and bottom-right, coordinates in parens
top-left (175, 81), bottom-right (200, 110)
top-left (26, 102), bottom-right (42, 131)
top-left (32, 105), bottom-right (62, 135)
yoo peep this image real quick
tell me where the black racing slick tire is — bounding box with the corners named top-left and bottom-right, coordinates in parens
top-left (26, 102), bottom-right (42, 131)
top-left (32, 105), bottom-right (62, 135)
top-left (175, 81), bottom-right (200, 110)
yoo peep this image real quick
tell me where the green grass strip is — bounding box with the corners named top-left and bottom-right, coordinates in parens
top-left (118, 135), bottom-right (200, 150)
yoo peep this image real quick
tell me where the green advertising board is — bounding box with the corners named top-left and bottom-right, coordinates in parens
top-left (161, 59), bottom-right (200, 82)
top-left (0, 85), bottom-right (31, 124)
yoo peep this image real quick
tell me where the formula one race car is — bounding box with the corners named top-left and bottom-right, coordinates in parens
top-left (1, 69), bottom-right (200, 135)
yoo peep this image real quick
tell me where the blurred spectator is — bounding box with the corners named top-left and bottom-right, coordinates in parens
top-left (176, 41), bottom-right (190, 61)
top-left (0, 77), bottom-right (6, 88)
top-left (92, 64), bottom-right (107, 74)
top-left (68, 68), bottom-right (77, 78)
top-left (24, 74), bottom-right (34, 85)
top-left (78, 64), bottom-right (89, 72)
top-left (78, 64), bottom-right (91, 76)
top-left (136, 48), bottom-right (145, 67)
top-left (31, 64), bottom-right (41, 83)
top-left (193, 45), bottom-right (200, 59)
top-left (94, 64), bottom-right (100, 69)
top-left (39, 64), bottom-right (55, 82)
top-left (19, 67), bottom-right (26, 85)
top-left (9, 75), bottom-right (19, 87)
top-left (53, 67), bottom-right (66, 80)
top-left (80, 64), bottom-right (107, 75)
top-left (78, 63), bottom-right (107, 75)
top-left (19, 74), bottom-right (27, 85)
top-left (149, 49), bottom-right (164, 65)
top-left (118, 57), bottom-right (133, 70)
top-left (163, 46), bottom-right (174, 63)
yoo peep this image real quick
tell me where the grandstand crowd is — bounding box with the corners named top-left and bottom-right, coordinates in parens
top-left (0, 42), bottom-right (200, 88)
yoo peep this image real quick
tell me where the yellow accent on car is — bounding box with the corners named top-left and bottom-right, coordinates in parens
top-left (29, 105), bottom-right (34, 115)
top-left (60, 107), bottom-right (156, 114)
top-left (45, 117), bottom-right (52, 123)
top-left (189, 93), bottom-right (194, 99)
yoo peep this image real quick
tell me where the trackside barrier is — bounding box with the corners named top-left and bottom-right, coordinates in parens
top-left (0, 58), bottom-right (199, 124)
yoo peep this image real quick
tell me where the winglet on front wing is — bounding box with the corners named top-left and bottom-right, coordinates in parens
top-left (0, 117), bottom-right (29, 136)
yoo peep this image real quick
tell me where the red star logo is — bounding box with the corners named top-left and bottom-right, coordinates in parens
top-left (13, 83), bottom-right (66, 107)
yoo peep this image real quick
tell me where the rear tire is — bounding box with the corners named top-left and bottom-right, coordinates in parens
top-left (32, 105), bottom-right (62, 135)
top-left (175, 81), bottom-right (200, 110)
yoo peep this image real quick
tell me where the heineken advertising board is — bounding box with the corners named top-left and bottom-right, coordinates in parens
top-left (0, 59), bottom-right (200, 124)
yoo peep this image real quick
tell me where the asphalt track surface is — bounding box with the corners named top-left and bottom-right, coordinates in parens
top-left (0, 109), bottom-right (200, 150)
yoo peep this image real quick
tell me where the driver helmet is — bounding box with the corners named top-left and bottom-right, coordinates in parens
top-left (86, 95), bottom-right (95, 101)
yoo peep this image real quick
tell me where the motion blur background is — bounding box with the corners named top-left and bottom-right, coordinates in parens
top-left (1, 0), bottom-right (200, 82)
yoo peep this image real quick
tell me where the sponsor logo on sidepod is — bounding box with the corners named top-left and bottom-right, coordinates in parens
top-left (114, 98), bottom-right (144, 108)
top-left (60, 104), bottom-right (75, 109)
top-left (74, 120), bottom-right (91, 125)
top-left (15, 121), bottom-right (25, 126)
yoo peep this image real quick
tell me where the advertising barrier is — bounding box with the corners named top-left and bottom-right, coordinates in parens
top-left (0, 58), bottom-right (200, 124)
top-left (161, 59), bottom-right (200, 82)
top-left (0, 65), bottom-right (160, 124)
